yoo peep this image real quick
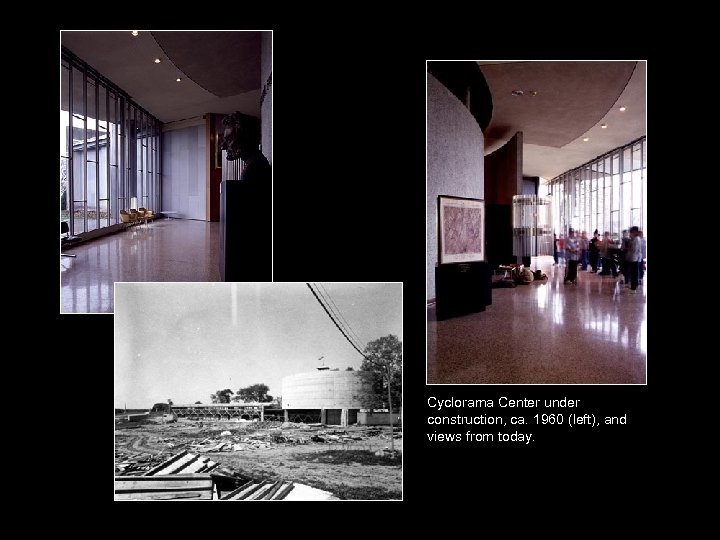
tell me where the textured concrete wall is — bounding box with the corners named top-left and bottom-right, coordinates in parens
top-left (162, 125), bottom-right (206, 220)
top-left (261, 32), bottom-right (272, 165)
top-left (427, 73), bottom-right (485, 300)
top-left (357, 412), bottom-right (402, 425)
top-left (282, 371), bottom-right (376, 410)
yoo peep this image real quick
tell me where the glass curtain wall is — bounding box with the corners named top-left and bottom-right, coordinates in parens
top-left (61, 51), bottom-right (161, 236)
top-left (542, 137), bottom-right (646, 243)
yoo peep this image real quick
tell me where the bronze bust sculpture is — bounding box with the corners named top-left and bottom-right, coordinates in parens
top-left (219, 111), bottom-right (270, 186)
top-left (218, 111), bottom-right (271, 281)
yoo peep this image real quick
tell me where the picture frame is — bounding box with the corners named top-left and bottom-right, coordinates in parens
top-left (437, 195), bottom-right (485, 264)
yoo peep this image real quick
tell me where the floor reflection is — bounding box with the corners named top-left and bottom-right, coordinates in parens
top-left (427, 256), bottom-right (646, 384)
top-left (61, 220), bottom-right (221, 314)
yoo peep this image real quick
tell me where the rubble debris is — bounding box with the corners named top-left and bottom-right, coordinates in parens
top-left (142, 451), bottom-right (219, 476)
top-left (115, 450), bottom-right (338, 501)
top-left (220, 431), bottom-right (232, 437)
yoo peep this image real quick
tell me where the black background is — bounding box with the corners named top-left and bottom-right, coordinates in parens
top-left (45, 20), bottom-right (654, 511)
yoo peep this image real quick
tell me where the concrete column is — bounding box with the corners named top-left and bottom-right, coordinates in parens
top-left (321, 409), bottom-right (327, 424)
top-left (284, 409), bottom-right (289, 422)
top-left (341, 408), bottom-right (348, 427)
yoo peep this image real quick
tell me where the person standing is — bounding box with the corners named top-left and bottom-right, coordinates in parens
top-left (599, 231), bottom-right (618, 277)
top-left (638, 230), bottom-right (647, 283)
top-left (620, 230), bottom-right (631, 285)
top-left (626, 226), bottom-right (642, 292)
top-left (553, 233), bottom-right (559, 265)
top-left (564, 228), bottom-right (580, 284)
top-left (589, 230), bottom-right (600, 272)
top-left (579, 230), bottom-right (589, 271)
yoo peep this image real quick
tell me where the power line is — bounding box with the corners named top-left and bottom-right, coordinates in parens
top-left (306, 283), bottom-right (368, 360)
top-left (318, 283), bottom-right (365, 348)
top-left (312, 283), bottom-right (365, 353)
top-left (314, 283), bottom-right (365, 352)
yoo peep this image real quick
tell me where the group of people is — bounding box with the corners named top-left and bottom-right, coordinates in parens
top-left (554, 228), bottom-right (646, 292)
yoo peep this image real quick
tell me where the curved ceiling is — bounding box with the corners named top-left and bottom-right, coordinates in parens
top-left (152, 31), bottom-right (260, 97)
top-left (61, 30), bottom-right (266, 123)
top-left (478, 61), bottom-right (646, 179)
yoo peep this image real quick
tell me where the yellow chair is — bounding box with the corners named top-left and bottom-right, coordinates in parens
top-left (119, 210), bottom-right (133, 224)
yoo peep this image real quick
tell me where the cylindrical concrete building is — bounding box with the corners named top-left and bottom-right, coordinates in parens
top-left (282, 369), bottom-right (377, 426)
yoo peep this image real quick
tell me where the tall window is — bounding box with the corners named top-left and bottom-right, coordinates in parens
top-left (547, 137), bottom-right (646, 241)
top-left (60, 50), bottom-right (162, 236)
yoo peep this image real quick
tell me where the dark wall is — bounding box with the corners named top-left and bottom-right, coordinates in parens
top-left (484, 132), bottom-right (523, 266)
top-left (207, 114), bottom-right (223, 222)
top-left (522, 176), bottom-right (539, 195)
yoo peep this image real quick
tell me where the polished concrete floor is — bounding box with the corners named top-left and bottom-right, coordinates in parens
top-left (61, 219), bottom-right (220, 313)
top-left (427, 257), bottom-right (646, 384)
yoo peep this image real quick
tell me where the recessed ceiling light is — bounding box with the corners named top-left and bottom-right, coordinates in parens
top-left (176, 77), bottom-right (181, 82)
top-left (619, 106), bottom-right (626, 111)
top-left (131, 31), bottom-right (139, 37)
top-left (154, 58), bottom-right (161, 64)
top-left (601, 124), bottom-right (607, 129)
top-left (583, 137), bottom-right (589, 142)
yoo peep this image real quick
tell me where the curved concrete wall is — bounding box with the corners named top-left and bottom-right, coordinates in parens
top-left (282, 371), bottom-right (376, 409)
top-left (261, 32), bottom-right (272, 165)
top-left (427, 73), bottom-right (485, 300)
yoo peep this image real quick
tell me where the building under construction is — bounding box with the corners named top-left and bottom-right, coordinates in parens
top-left (282, 368), bottom-right (389, 426)
top-left (170, 403), bottom-right (284, 422)
top-left (119, 367), bottom-right (400, 428)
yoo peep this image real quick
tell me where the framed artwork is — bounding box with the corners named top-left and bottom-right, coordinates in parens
top-left (438, 195), bottom-right (485, 264)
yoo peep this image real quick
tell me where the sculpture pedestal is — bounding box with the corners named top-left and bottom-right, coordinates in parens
top-left (435, 261), bottom-right (492, 321)
top-left (219, 180), bottom-right (271, 281)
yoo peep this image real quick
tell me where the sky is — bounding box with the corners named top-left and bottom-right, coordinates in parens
top-left (114, 282), bottom-right (402, 409)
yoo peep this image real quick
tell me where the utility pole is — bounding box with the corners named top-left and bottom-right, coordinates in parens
top-left (385, 362), bottom-right (395, 454)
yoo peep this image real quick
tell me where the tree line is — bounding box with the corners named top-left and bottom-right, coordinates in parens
top-left (192, 335), bottom-right (402, 410)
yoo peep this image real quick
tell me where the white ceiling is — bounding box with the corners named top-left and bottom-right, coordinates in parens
top-left (61, 30), bottom-right (266, 123)
top-left (477, 60), bottom-right (646, 180)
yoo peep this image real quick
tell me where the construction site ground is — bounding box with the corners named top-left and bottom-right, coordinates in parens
top-left (115, 419), bottom-right (402, 500)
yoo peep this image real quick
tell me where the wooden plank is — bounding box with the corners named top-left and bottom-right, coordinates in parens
top-left (151, 453), bottom-right (196, 475)
top-left (201, 462), bottom-right (219, 472)
top-left (235, 483), bottom-right (265, 500)
top-left (115, 490), bottom-right (212, 501)
top-left (262, 481), bottom-right (284, 500)
top-left (180, 456), bottom-right (215, 474)
top-left (115, 474), bottom-right (214, 501)
top-left (115, 475), bottom-right (213, 491)
top-left (275, 482), bottom-right (295, 500)
top-left (143, 451), bottom-right (188, 476)
top-left (116, 486), bottom-right (212, 494)
top-left (247, 483), bottom-right (273, 500)
top-left (221, 481), bottom-right (254, 500)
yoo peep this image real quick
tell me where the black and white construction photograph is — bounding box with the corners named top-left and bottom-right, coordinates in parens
top-left (114, 282), bottom-right (402, 501)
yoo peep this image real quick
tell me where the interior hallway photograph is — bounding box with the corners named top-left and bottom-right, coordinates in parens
top-left (427, 60), bottom-right (646, 384)
top-left (60, 30), bottom-right (272, 313)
